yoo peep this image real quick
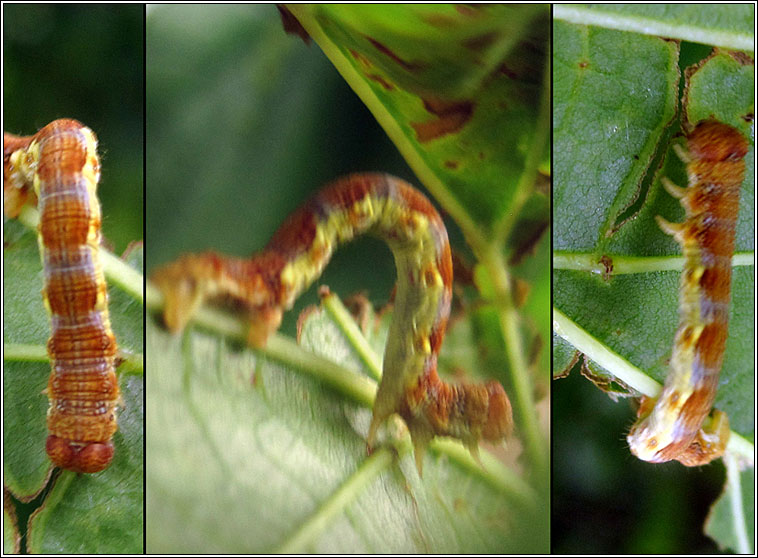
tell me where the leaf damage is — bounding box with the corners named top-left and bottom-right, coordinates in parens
top-left (411, 97), bottom-right (475, 142)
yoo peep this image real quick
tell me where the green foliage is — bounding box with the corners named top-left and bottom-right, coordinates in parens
top-left (147, 302), bottom-right (540, 553)
top-left (705, 464), bottom-right (755, 552)
top-left (287, 4), bottom-right (549, 232)
top-left (554, 4), bottom-right (754, 51)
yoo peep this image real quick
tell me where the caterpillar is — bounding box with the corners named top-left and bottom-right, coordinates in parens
top-left (627, 119), bottom-right (748, 466)
top-left (152, 173), bottom-right (513, 474)
top-left (3, 119), bottom-right (120, 473)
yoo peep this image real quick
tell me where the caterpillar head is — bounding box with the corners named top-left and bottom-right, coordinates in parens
top-left (46, 436), bottom-right (114, 473)
top-left (479, 381), bottom-right (514, 441)
top-left (449, 381), bottom-right (514, 470)
top-left (688, 120), bottom-right (749, 163)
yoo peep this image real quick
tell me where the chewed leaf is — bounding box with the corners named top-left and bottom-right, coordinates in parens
top-left (553, 23), bottom-right (680, 253)
top-left (27, 376), bottom-right (144, 554)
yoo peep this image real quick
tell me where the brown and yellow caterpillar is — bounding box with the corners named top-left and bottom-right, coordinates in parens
top-left (4, 119), bottom-right (120, 473)
top-left (153, 173), bottom-right (513, 473)
top-left (627, 120), bottom-right (748, 466)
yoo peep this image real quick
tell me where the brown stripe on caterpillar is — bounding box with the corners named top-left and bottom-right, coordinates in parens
top-left (627, 119), bottom-right (747, 466)
top-left (153, 173), bottom-right (513, 474)
top-left (4, 119), bottom-right (120, 473)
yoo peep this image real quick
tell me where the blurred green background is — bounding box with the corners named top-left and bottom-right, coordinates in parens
top-left (3, 4), bottom-right (143, 253)
top-left (146, 4), bottom-right (433, 336)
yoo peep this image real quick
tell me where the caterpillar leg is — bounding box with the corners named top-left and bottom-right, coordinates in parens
top-left (368, 378), bottom-right (513, 476)
top-left (4, 132), bottom-right (37, 217)
top-left (152, 252), bottom-right (280, 347)
top-left (407, 424), bottom-right (435, 477)
top-left (654, 215), bottom-right (685, 241)
top-left (660, 177), bottom-right (687, 199)
top-left (152, 256), bottom-right (213, 333)
top-left (676, 409), bottom-right (730, 467)
top-left (627, 122), bottom-right (746, 468)
top-left (672, 143), bottom-right (692, 164)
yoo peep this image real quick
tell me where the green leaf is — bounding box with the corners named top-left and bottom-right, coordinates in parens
top-left (147, 299), bottom-right (539, 553)
top-left (554, 4), bottom-right (754, 51)
top-left (553, 13), bottom-right (754, 554)
top-left (705, 456), bottom-right (754, 553)
top-left (283, 4), bottom-right (551, 478)
top-left (552, 333), bottom-right (578, 379)
top-left (685, 49), bottom-right (755, 128)
top-left (289, 4), bottom-right (542, 99)
top-left (4, 490), bottom-right (20, 554)
top-left (287, 4), bottom-right (550, 238)
top-left (3, 219), bottom-right (144, 554)
top-left (553, 22), bottom-right (681, 252)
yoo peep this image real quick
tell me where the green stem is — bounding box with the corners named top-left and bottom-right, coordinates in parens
top-left (3, 342), bottom-right (144, 375)
top-left (479, 52), bottom-right (550, 478)
top-left (101, 250), bottom-right (144, 303)
top-left (494, 38), bottom-right (551, 242)
top-left (147, 280), bottom-right (535, 499)
top-left (2, 343), bottom-right (47, 361)
top-left (322, 291), bottom-right (382, 382)
top-left (724, 452), bottom-right (751, 553)
top-left (553, 307), bottom-right (659, 396)
top-left (275, 447), bottom-right (394, 553)
top-left (289, 5), bottom-right (549, 480)
top-left (286, 4), bottom-right (488, 250)
top-left (482, 246), bottom-right (547, 478)
top-left (554, 250), bottom-right (754, 275)
top-left (554, 307), bottom-right (755, 465)
top-left (430, 437), bottom-right (538, 509)
top-left (553, 4), bottom-right (754, 51)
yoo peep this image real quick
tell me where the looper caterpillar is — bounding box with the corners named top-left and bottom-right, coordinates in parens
top-left (4, 119), bottom-right (119, 473)
top-left (626, 120), bottom-right (748, 466)
top-left (153, 173), bottom-right (513, 474)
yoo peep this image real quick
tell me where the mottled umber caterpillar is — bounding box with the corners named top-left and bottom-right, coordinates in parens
top-left (4, 119), bottom-right (119, 473)
top-left (627, 120), bottom-right (748, 466)
top-left (153, 173), bottom-right (513, 473)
